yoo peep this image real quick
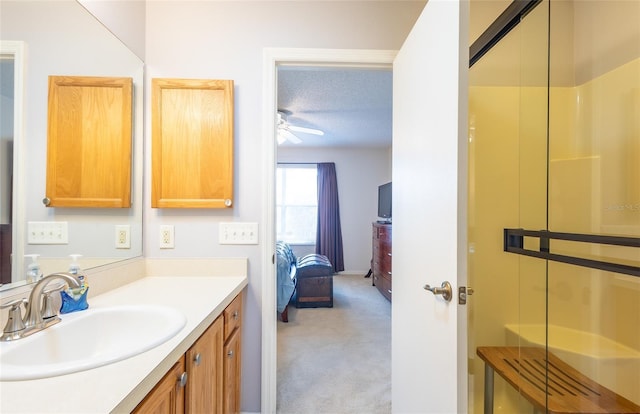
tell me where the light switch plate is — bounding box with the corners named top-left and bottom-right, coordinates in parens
top-left (219, 222), bottom-right (258, 245)
top-left (27, 221), bottom-right (68, 244)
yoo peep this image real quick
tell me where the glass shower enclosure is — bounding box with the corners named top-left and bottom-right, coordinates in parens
top-left (468, 0), bottom-right (639, 412)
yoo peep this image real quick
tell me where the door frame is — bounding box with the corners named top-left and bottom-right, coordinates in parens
top-left (0, 41), bottom-right (26, 287)
top-left (260, 47), bottom-right (397, 413)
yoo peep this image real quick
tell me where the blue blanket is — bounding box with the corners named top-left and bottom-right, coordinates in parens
top-left (276, 242), bottom-right (297, 313)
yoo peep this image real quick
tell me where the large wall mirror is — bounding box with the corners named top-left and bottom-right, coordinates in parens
top-left (0, 1), bottom-right (144, 291)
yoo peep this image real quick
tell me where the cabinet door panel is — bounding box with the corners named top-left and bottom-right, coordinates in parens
top-left (223, 291), bottom-right (243, 340)
top-left (46, 76), bottom-right (132, 208)
top-left (133, 357), bottom-right (185, 414)
top-left (186, 316), bottom-right (224, 414)
top-left (151, 78), bottom-right (233, 208)
top-left (224, 328), bottom-right (241, 414)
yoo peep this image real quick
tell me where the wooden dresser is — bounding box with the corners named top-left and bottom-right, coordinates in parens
top-left (372, 222), bottom-right (392, 301)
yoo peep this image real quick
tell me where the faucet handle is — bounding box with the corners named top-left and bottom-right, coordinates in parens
top-left (41, 284), bottom-right (66, 320)
top-left (1, 298), bottom-right (27, 341)
top-left (0, 298), bottom-right (27, 310)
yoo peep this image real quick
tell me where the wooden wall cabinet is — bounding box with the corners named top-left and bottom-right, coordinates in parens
top-left (151, 78), bottom-right (234, 208)
top-left (46, 76), bottom-right (132, 208)
top-left (133, 290), bottom-right (243, 414)
top-left (372, 222), bottom-right (392, 301)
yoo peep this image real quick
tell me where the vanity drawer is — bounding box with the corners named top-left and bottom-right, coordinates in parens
top-left (223, 291), bottom-right (243, 340)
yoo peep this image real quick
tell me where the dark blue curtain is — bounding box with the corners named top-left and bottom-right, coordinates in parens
top-left (315, 163), bottom-right (344, 272)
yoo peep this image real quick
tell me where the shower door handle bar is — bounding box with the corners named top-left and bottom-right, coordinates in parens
top-left (504, 229), bottom-right (640, 277)
top-left (505, 228), bottom-right (640, 248)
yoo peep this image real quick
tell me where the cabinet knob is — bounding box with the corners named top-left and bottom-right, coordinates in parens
top-left (177, 372), bottom-right (188, 387)
top-left (227, 350), bottom-right (234, 358)
top-left (193, 353), bottom-right (201, 366)
top-left (42, 197), bottom-right (51, 206)
top-left (233, 310), bottom-right (239, 320)
top-left (224, 199), bottom-right (233, 207)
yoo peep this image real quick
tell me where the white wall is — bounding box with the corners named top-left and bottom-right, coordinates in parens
top-left (78, 0), bottom-right (146, 60)
top-left (145, 2), bottom-right (423, 411)
top-left (278, 146), bottom-right (392, 274)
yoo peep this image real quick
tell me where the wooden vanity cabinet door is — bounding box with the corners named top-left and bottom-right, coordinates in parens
top-left (151, 78), bottom-right (234, 209)
top-left (135, 291), bottom-right (243, 414)
top-left (185, 316), bottom-right (224, 414)
top-left (133, 356), bottom-right (186, 414)
top-left (223, 291), bottom-right (243, 414)
top-left (223, 328), bottom-right (241, 414)
top-left (46, 76), bottom-right (132, 208)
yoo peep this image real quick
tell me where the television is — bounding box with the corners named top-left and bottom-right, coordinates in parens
top-left (377, 182), bottom-right (392, 223)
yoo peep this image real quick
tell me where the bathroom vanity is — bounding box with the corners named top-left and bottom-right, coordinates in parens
top-left (0, 273), bottom-right (247, 413)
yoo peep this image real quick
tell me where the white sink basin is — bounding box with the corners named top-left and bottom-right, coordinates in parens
top-left (0, 305), bottom-right (186, 381)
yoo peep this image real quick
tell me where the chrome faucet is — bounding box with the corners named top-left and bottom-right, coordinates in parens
top-left (22, 272), bottom-right (82, 333)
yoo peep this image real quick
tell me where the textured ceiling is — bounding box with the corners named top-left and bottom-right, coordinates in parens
top-left (277, 66), bottom-right (392, 148)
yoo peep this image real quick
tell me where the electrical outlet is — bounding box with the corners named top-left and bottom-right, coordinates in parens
top-left (160, 225), bottom-right (175, 249)
top-left (115, 225), bottom-right (131, 249)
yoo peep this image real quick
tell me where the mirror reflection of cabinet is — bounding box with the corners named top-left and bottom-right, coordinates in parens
top-left (151, 78), bottom-right (234, 209)
top-left (45, 75), bottom-right (133, 208)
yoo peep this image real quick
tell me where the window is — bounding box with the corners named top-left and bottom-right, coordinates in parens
top-left (276, 165), bottom-right (317, 244)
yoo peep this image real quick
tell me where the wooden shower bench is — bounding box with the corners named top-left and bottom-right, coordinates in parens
top-left (476, 346), bottom-right (640, 414)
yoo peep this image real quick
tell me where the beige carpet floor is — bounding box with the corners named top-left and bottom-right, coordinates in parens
top-left (276, 273), bottom-right (391, 414)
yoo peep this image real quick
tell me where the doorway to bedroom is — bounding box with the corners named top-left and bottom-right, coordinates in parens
top-left (274, 63), bottom-right (393, 412)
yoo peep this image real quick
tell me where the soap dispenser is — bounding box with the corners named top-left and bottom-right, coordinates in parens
top-left (68, 254), bottom-right (86, 298)
top-left (68, 254), bottom-right (83, 276)
top-left (60, 254), bottom-right (89, 312)
top-left (25, 254), bottom-right (42, 283)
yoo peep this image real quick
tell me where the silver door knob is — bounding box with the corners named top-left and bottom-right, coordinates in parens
top-left (423, 281), bottom-right (452, 302)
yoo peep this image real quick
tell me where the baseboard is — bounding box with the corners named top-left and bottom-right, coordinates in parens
top-left (336, 270), bottom-right (369, 276)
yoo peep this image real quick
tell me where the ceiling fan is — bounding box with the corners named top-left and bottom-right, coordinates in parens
top-left (277, 111), bottom-right (324, 144)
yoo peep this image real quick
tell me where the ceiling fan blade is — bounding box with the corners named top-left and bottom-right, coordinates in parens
top-left (280, 129), bottom-right (302, 144)
top-left (288, 125), bottom-right (324, 136)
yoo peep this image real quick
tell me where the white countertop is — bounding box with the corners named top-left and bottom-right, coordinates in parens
top-left (0, 275), bottom-right (247, 413)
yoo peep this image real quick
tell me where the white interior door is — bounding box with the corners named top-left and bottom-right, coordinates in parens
top-left (391, 1), bottom-right (469, 412)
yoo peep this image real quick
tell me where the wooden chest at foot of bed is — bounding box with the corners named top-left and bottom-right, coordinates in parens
top-left (295, 276), bottom-right (333, 308)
